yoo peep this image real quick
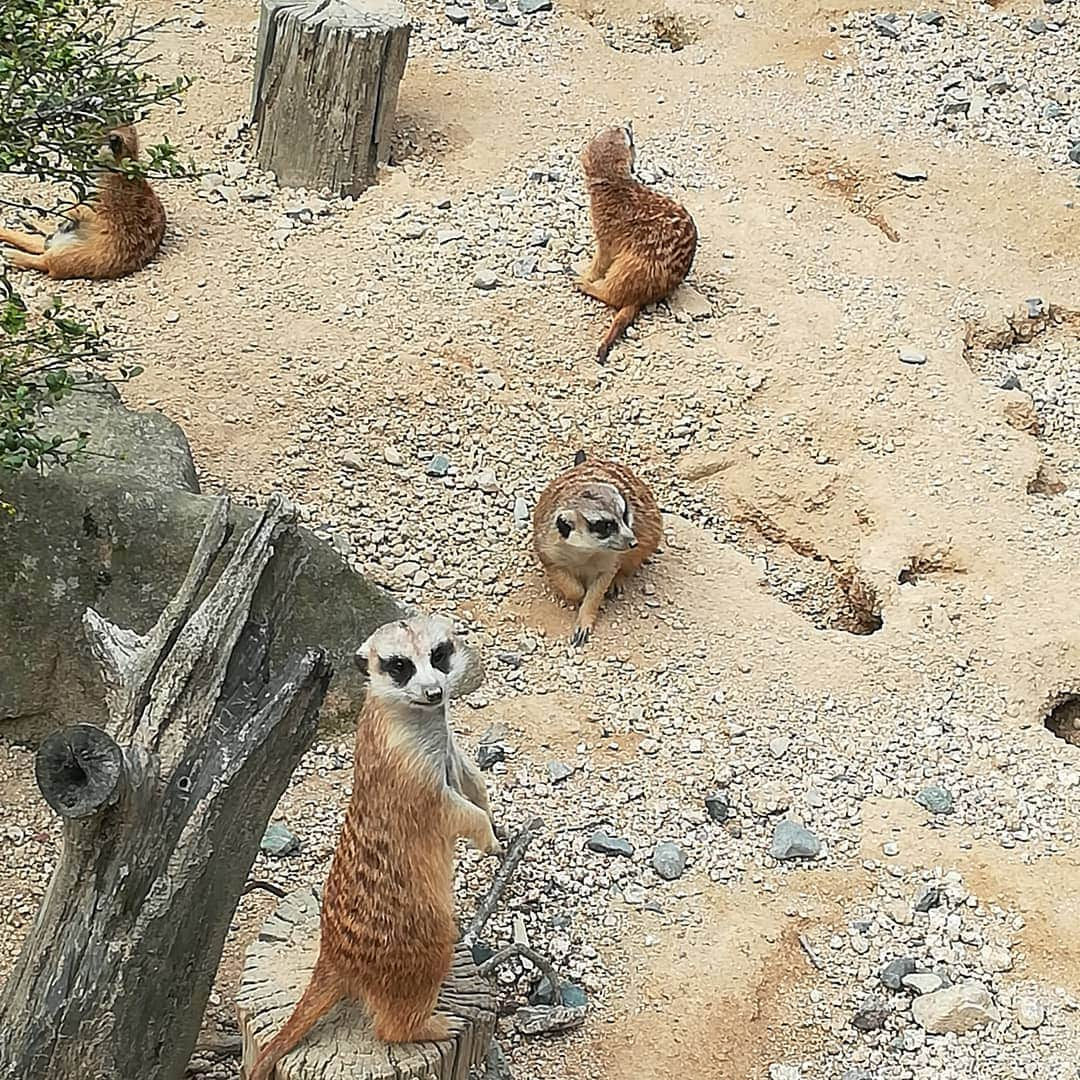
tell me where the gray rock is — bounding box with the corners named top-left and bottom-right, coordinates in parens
top-left (1025, 297), bottom-right (1046, 318)
top-left (880, 956), bottom-right (919, 990)
top-left (915, 785), bottom-right (955, 814)
top-left (999, 374), bottom-right (1022, 391)
top-left (911, 981), bottom-right (1000, 1034)
top-left (903, 972), bottom-right (945, 994)
top-left (979, 943), bottom-right (1012, 973)
top-left (425, 453), bottom-right (451, 477)
top-left (913, 883), bottom-right (943, 913)
top-left (546, 761), bottom-right (574, 784)
top-left (899, 347), bottom-right (927, 365)
top-left (768, 821), bottom-right (821, 860)
top-left (872, 13), bottom-right (901, 38)
top-left (768, 1067), bottom-right (802, 1080)
top-left (0, 381), bottom-right (430, 739)
top-left (1069, 145), bottom-right (1080, 166)
top-left (518, 0), bottom-right (553, 12)
top-left (705, 792), bottom-right (730, 822)
top-left (444, 4), bottom-right (468, 23)
top-left (513, 1005), bottom-right (586, 1035)
top-left (401, 222), bottom-right (427, 240)
top-left (651, 841), bottom-right (687, 880)
top-left (894, 165), bottom-right (928, 181)
top-left (916, 11), bottom-right (944, 26)
top-left (851, 997), bottom-right (889, 1032)
top-left (477, 742), bottom-right (506, 770)
top-left (260, 823), bottom-right (300, 857)
top-left (529, 975), bottom-right (588, 1008)
top-left (473, 270), bottom-right (499, 290)
top-left (1015, 996), bottom-right (1045, 1029)
top-left (513, 497), bottom-right (530, 528)
top-left (587, 830), bottom-right (634, 858)
top-left (1027, 17), bottom-right (1047, 34)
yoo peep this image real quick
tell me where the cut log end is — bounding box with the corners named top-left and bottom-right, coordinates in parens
top-left (35, 724), bottom-right (124, 819)
top-left (238, 886), bottom-right (496, 1080)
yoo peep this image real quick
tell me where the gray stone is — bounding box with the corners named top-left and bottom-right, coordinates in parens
top-left (912, 981), bottom-right (1000, 1034)
top-left (913, 883), bottom-right (942, 913)
top-left (513, 1005), bottom-right (586, 1035)
top-left (473, 270), bottom-right (498, 290)
top-left (894, 165), bottom-right (928, 181)
top-left (260, 823), bottom-right (300, 857)
top-left (915, 785), bottom-right (955, 814)
top-left (880, 956), bottom-right (918, 990)
top-left (425, 453), bottom-right (451, 477)
top-left (899, 347), bottom-right (927, 365)
top-left (529, 975), bottom-right (588, 1008)
top-left (916, 11), bottom-right (944, 26)
top-left (851, 997), bottom-right (889, 1032)
top-left (1015, 996), bottom-right (1045, 1029)
top-left (705, 792), bottom-right (730, 822)
top-left (651, 841), bottom-right (687, 880)
top-left (518, 0), bottom-right (552, 12)
top-left (768, 821), bottom-right (821, 860)
top-left (1025, 297), bottom-right (1046, 318)
top-left (444, 4), bottom-right (468, 23)
top-left (402, 222), bottom-right (426, 240)
top-left (513, 496), bottom-right (530, 528)
top-left (872, 14), bottom-right (901, 38)
top-left (477, 742), bottom-right (506, 770)
top-left (669, 285), bottom-right (712, 322)
top-left (587, 831), bottom-right (634, 858)
top-left (903, 972), bottom-right (945, 994)
top-left (1027, 17), bottom-right (1047, 34)
top-left (999, 374), bottom-right (1021, 391)
top-left (546, 761), bottom-right (574, 784)
top-left (979, 943), bottom-right (1012, 973)
top-left (1069, 145), bottom-right (1080, 166)
top-left (0, 382), bottom-right (446, 739)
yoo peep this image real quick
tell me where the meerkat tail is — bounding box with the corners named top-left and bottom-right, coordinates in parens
top-left (574, 449), bottom-right (587, 466)
top-left (247, 968), bottom-right (344, 1080)
top-left (597, 304), bottom-right (640, 364)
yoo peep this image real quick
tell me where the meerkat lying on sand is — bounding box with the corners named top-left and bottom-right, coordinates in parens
top-left (0, 124), bottom-right (165, 280)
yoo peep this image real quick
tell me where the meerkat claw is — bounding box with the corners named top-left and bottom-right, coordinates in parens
top-left (607, 579), bottom-right (624, 599)
top-left (571, 625), bottom-right (591, 648)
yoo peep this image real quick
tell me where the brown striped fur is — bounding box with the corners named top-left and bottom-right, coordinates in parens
top-left (0, 125), bottom-right (165, 280)
top-left (575, 124), bottom-right (698, 363)
top-left (533, 451), bottom-right (663, 646)
top-left (246, 615), bottom-right (500, 1080)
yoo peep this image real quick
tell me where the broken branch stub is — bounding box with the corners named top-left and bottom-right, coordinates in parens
top-left (0, 494), bottom-right (332, 1080)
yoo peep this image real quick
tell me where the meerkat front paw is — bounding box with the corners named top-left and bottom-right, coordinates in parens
top-left (571, 624), bottom-right (591, 648)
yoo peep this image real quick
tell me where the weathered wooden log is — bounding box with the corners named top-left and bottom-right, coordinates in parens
top-left (251, 0), bottom-right (412, 195)
top-left (0, 495), bottom-right (333, 1080)
top-left (238, 886), bottom-right (497, 1080)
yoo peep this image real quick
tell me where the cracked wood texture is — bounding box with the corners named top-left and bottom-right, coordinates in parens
top-left (251, 0), bottom-right (412, 195)
top-left (0, 495), bottom-right (332, 1080)
top-left (238, 886), bottom-right (496, 1080)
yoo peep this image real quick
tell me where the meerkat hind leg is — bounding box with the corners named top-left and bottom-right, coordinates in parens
top-left (0, 229), bottom-right (47, 255)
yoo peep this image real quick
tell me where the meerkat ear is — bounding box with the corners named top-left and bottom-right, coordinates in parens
top-left (355, 634), bottom-right (375, 677)
top-left (556, 514), bottom-right (573, 540)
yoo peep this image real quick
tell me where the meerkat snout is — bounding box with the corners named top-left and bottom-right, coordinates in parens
top-left (422, 686), bottom-right (444, 705)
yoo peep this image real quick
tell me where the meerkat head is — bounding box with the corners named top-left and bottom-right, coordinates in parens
top-left (553, 483), bottom-right (637, 554)
top-left (354, 614), bottom-right (463, 713)
top-left (581, 124), bottom-right (636, 182)
top-left (102, 124), bottom-right (140, 164)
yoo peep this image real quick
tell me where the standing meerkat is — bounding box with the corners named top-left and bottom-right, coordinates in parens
top-left (533, 450), bottom-right (663, 646)
top-left (575, 123), bottom-right (698, 363)
top-left (0, 124), bottom-right (165, 280)
top-left (246, 615), bottom-right (501, 1080)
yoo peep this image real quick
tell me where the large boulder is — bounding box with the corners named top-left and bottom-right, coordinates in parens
top-left (0, 382), bottom-right (480, 740)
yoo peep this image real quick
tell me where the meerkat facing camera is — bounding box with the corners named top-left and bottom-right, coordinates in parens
top-left (246, 615), bottom-right (500, 1080)
top-left (576, 123), bottom-right (698, 363)
top-left (533, 450), bottom-right (663, 646)
top-left (0, 124), bottom-right (165, 280)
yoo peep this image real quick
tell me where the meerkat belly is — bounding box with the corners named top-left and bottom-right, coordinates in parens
top-left (45, 220), bottom-right (81, 250)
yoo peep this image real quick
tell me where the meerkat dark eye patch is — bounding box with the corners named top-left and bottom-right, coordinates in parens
top-left (430, 640), bottom-right (454, 673)
top-left (108, 134), bottom-right (124, 155)
top-left (589, 518), bottom-right (616, 538)
top-left (556, 515), bottom-right (573, 539)
top-left (380, 655), bottom-right (415, 686)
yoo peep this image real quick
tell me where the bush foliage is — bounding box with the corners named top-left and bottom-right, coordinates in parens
top-left (0, 0), bottom-right (191, 502)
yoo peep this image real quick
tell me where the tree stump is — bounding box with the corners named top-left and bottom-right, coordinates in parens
top-left (0, 495), bottom-right (332, 1080)
top-left (251, 0), bottom-right (412, 195)
top-left (238, 886), bottom-right (496, 1080)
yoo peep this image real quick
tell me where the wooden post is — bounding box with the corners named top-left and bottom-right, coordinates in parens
top-left (0, 495), bottom-right (332, 1080)
top-left (238, 886), bottom-right (497, 1079)
top-left (250, 0), bottom-right (412, 195)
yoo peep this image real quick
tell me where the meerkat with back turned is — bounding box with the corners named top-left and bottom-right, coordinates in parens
top-left (0, 124), bottom-right (165, 280)
top-left (575, 123), bottom-right (698, 363)
top-left (533, 450), bottom-right (663, 647)
top-left (246, 615), bottom-right (500, 1080)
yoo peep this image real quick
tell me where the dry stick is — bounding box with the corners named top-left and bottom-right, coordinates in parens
top-left (798, 933), bottom-right (824, 971)
top-left (241, 879), bottom-right (287, 899)
top-left (464, 816), bottom-right (543, 947)
top-left (478, 944), bottom-right (561, 1000)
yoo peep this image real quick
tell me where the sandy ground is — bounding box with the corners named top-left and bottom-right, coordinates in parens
top-left (2, 0), bottom-right (1080, 1077)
